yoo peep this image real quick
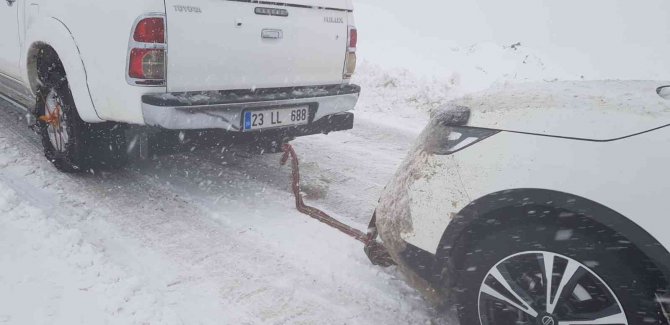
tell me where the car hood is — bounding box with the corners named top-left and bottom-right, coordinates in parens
top-left (448, 80), bottom-right (670, 140)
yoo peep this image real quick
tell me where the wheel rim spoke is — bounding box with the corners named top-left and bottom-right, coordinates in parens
top-left (542, 252), bottom-right (555, 312)
top-left (480, 283), bottom-right (539, 318)
top-left (488, 266), bottom-right (539, 317)
top-left (57, 129), bottom-right (65, 152)
top-left (54, 129), bottom-right (60, 151)
top-left (557, 311), bottom-right (627, 325)
top-left (547, 257), bottom-right (581, 314)
top-left (55, 126), bottom-right (62, 151)
top-left (43, 89), bottom-right (68, 153)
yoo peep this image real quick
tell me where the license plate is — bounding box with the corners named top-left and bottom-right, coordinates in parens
top-left (243, 106), bottom-right (309, 131)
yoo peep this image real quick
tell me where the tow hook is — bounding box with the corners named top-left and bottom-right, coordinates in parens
top-left (363, 212), bottom-right (396, 267)
top-left (280, 144), bottom-right (396, 267)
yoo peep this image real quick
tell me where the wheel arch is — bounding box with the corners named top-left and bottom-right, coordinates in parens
top-left (23, 17), bottom-right (102, 122)
top-left (434, 188), bottom-right (670, 290)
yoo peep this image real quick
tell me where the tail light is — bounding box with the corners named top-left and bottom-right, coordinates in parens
top-left (343, 26), bottom-right (357, 79)
top-left (129, 49), bottom-right (165, 79)
top-left (127, 15), bottom-right (166, 86)
top-left (349, 28), bottom-right (358, 50)
top-left (133, 17), bottom-right (165, 43)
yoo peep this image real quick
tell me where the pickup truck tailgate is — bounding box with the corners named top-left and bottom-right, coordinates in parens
top-left (164, 0), bottom-right (352, 92)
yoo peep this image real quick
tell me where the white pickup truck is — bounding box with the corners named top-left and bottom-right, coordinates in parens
top-left (0, 0), bottom-right (359, 172)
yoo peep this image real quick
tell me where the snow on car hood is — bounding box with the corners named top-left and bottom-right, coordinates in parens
top-left (449, 80), bottom-right (670, 140)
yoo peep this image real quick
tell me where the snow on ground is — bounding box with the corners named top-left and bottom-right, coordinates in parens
top-left (0, 27), bottom-right (555, 322)
top-left (0, 62), bottom-right (455, 324)
top-left (0, 184), bottom-right (179, 325)
top-left (4, 0), bottom-right (664, 323)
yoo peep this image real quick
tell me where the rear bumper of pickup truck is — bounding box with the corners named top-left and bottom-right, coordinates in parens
top-left (141, 84), bottom-right (360, 134)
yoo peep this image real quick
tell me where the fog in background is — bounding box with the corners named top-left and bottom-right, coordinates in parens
top-left (355, 0), bottom-right (670, 88)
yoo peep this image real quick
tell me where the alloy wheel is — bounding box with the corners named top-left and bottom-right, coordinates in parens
top-left (478, 251), bottom-right (627, 325)
top-left (42, 88), bottom-right (69, 153)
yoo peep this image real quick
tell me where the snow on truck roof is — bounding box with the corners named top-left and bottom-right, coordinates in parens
top-left (443, 80), bottom-right (670, 140)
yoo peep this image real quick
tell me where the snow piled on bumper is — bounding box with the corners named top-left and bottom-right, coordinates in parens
top-left (374, 109), bottom-right (474, 304)
top-left (374, 125), bottom-right (445, 302)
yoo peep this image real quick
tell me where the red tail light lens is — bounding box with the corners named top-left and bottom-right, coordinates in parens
top-left (133, 17), bottom-right (165, 44)
top-left (129, 49), bottom-right (165, 80)
top-left (344, 26), bottom-right (357, 79)
top-left (349, 27), bottom-right (358, 49)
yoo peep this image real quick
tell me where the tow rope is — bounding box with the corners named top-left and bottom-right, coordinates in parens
top-left (39, 103), bottom-right (61, 127)
top-left (280, 144), bottom-right (396, 267)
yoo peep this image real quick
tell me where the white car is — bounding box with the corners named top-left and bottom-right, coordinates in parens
top-left (0, 0), bottom-right (359, 172)
top-left (376, 81), bottom-right (670, 324)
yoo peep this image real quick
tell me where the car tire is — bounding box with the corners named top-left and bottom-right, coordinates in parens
top-left (451, 214), bottom-right (666, 325)
top-left (35, 57), bottom-right (127, 172)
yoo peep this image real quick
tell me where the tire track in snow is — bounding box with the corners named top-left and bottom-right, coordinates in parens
top-left (0, 100), bottom-right (451, 324)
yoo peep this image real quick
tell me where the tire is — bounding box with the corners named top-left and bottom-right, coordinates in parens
top-left (35, 56), bottom-right (127, 172)
top-left (451, 211), bottom-right (666, 325)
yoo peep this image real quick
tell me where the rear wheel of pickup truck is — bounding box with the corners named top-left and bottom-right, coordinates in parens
top-left (35, 57), bottom-right (127, 172)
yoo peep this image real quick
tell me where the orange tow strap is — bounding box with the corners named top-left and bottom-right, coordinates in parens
top-left (280, 144), bottom-right (396, 267)
top-left (39, 104), bottom-right (61, 127)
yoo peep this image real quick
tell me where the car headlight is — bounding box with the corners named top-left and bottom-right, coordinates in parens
top-left (422, 106), bottom-right (499, 155)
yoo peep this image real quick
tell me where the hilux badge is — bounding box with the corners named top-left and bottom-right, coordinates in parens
top-left (324, 17), bottom-right (344, 24)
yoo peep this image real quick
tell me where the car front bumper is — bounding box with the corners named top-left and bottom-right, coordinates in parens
top-left (141, 84), bottom-right (360, 134)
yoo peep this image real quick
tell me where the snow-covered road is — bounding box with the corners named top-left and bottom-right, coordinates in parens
top-left (0, 66), bottom-right (457, 324)
top-left (1, 0), bottom-right (657, 321)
